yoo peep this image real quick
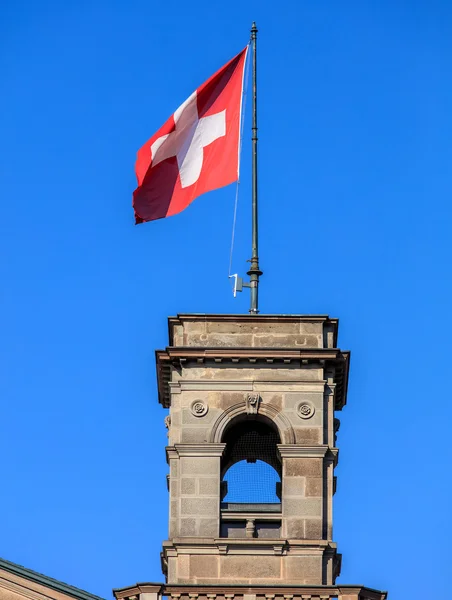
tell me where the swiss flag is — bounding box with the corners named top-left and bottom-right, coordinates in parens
top-left (133, 47), bottom-right (248, 224)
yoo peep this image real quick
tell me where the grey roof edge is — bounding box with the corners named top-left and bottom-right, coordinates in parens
top-left (0, 557), bottom-right (105, 600)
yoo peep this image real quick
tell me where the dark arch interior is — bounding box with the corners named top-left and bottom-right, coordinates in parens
top-left (221, 418), bottom-right (281, 475)
top-left (221, 417), bottom-right (281, 503)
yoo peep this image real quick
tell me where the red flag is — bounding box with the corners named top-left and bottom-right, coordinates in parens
top-left (133, 47), bottom-right (248, 224)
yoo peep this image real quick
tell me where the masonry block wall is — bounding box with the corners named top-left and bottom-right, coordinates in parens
top-left (156, 315), bottom-right (349, 586)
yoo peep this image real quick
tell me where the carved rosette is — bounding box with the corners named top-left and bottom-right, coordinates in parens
top-left (296, 401), bottom-right (315, 420)
top-left (190, 399), bottom-right (209, 417)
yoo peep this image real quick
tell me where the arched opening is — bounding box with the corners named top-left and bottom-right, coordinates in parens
top-left (221, 418), bottom-right (281, 504)
top-left (220, 416), bottom-right (282, 539)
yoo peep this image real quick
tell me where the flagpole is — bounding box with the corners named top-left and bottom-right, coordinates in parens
top-left (248, 21), bottom-right (262, 314)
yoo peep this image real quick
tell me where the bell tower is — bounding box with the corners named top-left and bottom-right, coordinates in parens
top-left (158, 314), bottom-right (344, 585)
top-left (113, 313), bottom-right (388, 600)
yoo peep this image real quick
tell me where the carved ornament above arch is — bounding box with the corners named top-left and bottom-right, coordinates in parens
top-left (208, 401), bottom-right (296, 445)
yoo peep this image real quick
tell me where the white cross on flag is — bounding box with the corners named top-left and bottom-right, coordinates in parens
top-left (133, 47), bottom-right (248, 223)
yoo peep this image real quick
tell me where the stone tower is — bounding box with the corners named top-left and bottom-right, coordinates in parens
top-left (113, 314), bottom-right (388, 600)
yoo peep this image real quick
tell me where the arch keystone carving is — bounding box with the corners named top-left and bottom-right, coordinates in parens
top-left (208, 401), bottom-right (295, 444)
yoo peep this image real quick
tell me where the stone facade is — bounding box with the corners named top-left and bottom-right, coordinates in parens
top-left (156, 315), bottom-right (350, 586)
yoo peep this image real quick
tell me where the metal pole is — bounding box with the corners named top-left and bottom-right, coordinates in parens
top-left (248, 21), bottom-right (262, 314)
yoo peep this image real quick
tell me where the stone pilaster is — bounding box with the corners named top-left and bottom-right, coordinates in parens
top-left (167, 444), bottom-right (225, 538)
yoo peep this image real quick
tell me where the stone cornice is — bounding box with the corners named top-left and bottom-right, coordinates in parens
top-left (166, 447), bottom-right (179, 461)
top-left (161, 347), bottom-right (346, 361)
top-left (327, 447), bottom-right (339, 463)
top-left (113, 585), bottom-right (163, 600)
top-left (156, 348), bottom-right (349, 410)
top-left (169, 380), bottom-right (254, 393)
top-left (166, 444), bottom-right (226, 461)
top-left (114, 583), bottom-right (387, 600)
top-left (277, 445), bottom-right (329, 459)
top-left (169, 380), bottom-right (328, 394)
top-left (162, 539), bottom-right (337, 556)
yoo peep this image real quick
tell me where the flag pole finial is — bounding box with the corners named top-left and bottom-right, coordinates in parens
top-left (247, 20), bottom-right (262, 314)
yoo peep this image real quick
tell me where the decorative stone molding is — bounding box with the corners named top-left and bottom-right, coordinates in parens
top-left (171, 443), bottom-right (226, 458)
top-left (163, 538), bottom-right (335, 555)
top-left (190, 399), bottom-right (208, 417)
top-left (217, 544), bottom-right (228, 554)
top-left (208, 402), bottom-right (296, 444)
top-left (166, 447), bottom-right (179, 461)
top-left (170, 379), bottom-right (328, 394)
top-left (113, 584), bottom-right (163, 600)
top-left (114, 586), bottom-right (387, 600)
top-left (325, 447), bottom-right (339, 466)
top-left (169, 380), bottom-right (254, 392)
top-left (296, 401), bottom-right (315, 420)
top-left (273, 543), bottom-right (286, 555)
top-left (157, 344), bottom-right (350, 409)
top-left (246, 393), bottom-right (261, 414)
top-left (277, 445), bottom-right (329, 459)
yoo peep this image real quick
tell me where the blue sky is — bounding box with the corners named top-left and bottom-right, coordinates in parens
top-left (223, 461), bottom-right (281, 504)
top-left (1, 1), bottom-right (451, 599)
